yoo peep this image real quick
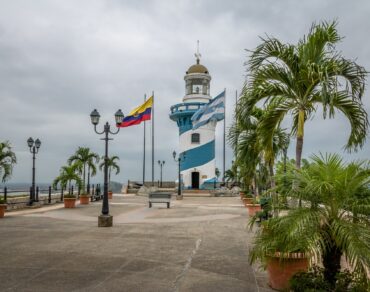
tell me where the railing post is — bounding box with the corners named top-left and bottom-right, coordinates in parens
top-left (4, 187), bottom-right (7, 202)
top-left (48, 186), bottom-right (51, 204)
top-left (61, 187), bottom-right (64, 202)
top-left (36, 186), bottom-right (39, 202)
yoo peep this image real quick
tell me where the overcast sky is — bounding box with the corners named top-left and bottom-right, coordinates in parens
top-left (0, 0), bottom-right (369, 185)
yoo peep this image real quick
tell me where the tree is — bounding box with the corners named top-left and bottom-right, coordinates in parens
top-left (99, 155), bottom-right (120, 188)
top-left (53, 164), bottom-right (82, 191)
top-left (229, 106), bottom-right (289, 202)
top-left (250, 153), bottom-right (370, 287)
top-left (68, 147), bottom-right (99, 192)
top-left (0, 141), bottom-right (17, 183)
top-left (241, 21), bottom-right (368, 170)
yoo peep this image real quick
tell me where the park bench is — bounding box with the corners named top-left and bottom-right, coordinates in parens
top-left (149, 192), bottom-right (172, 208)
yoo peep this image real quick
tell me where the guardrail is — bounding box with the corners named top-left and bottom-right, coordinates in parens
top-left (0, 184), bottom-right (103, 209)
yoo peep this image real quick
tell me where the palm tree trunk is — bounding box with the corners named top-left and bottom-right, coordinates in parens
top-left (269, 163), bottom-right (278, 217)
top-left (295, 110), bottom-right (305, 169)
top-left (322, 239), bottom-right (342, 287)
top-left (83, 164), bottom-right (86, 193)
top-left (108, 167), bottom-right (111, 190)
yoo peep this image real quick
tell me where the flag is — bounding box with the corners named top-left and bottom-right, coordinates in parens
top-left (191, 90), bottom-right (225, 130)
top-left (119, 96), bottom-right (153, 127)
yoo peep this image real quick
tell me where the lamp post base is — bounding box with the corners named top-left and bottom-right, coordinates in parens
top-left (176, 195), bottom-right (183, 200)
top-left (98, 215), bottom-right (113, 227)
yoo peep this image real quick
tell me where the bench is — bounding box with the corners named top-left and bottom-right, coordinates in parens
top-left (149, 192), bottom-right (172, 208)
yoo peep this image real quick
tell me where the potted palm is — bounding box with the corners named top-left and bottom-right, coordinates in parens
top-left (68, 147), bottom-right (99, 204)
top-left (242, 191), bottom-right (254, 205)
top-left (99, 155), bottom-right (120, 199)
top-left (0, 141), bottom-right (16, 218)
top-left (53, 165), bottom-right (82, 209)
top-left (250, 154), bottom-right (370, 290)
top-left (0, 196), bottom-right (7, 218)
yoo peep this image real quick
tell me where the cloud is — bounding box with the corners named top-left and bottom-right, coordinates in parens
top-left (0, 0), bottom-right (369, 185)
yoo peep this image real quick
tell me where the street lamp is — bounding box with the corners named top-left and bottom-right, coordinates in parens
top-left (173, 151), bottom-right (185, 200)
top-left (27, 137), bottom-right (41, 206)
top-left (90, 108), bottom-right (124, 227)
top-left (157, 160), bottom-right (165, 188)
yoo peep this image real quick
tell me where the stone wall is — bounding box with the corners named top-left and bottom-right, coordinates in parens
top-left (5, 193), bottom-right (63, 211)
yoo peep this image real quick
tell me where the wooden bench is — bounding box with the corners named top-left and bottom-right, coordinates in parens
top-left (149, 192), bottom-right (172, 208)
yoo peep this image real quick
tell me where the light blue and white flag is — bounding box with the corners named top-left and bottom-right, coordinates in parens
top-left (191, 90), bottom-right (225, 130)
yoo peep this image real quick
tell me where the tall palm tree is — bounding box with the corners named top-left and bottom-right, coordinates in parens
top-left (241, 21), bottom-right (368, 170)
top-left (53, 164), bottom-right (82, 192)
top-left (99, 155), bottom-right (120, 188)
top-left (68, 147), bottom-right (99, 192)
top-left (0, 141), bottom-right (17, 183)
top-left (229, 106), bottom-right (289, 201)
top-left (250, 153), bottom-right (370, 287)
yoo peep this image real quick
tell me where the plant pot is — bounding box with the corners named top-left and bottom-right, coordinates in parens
top-left (246, 204), bottom-right (261, 216)
top-left (108, 191), bottom-right (113, 199)
top-left (64, 198), bottom-right (76, 208)
top-left (267, 252), bottom-right (309, 290)
top-left (79, 196), bottom-right (90, 205)
top-left (0, 204), bottom-right (7, 218)
top-left (243, 197), bottom-right (253, 205)
top-left (240, 192), bottom-right (245, 199)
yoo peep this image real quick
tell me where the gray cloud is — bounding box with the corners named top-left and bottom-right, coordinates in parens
top-left (0, 0), bottom-right (369, 185)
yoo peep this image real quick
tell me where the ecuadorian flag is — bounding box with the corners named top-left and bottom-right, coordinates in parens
top-left (119, 96), bottom-right (153, 127)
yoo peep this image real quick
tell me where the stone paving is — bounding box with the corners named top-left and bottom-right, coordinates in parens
top-left (0, 195), bottom-right (272, 292)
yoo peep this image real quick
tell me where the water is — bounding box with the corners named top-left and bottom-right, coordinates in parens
top-left (0, 183), bottom-right (53, 197)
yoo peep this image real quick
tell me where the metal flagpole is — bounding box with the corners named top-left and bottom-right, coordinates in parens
top-left (151, 91), bottom-right (155, 186)
top-left (223, 88), bottom-right (226, 184)
top-left (143, 94), bottom-right (146, 186)
top-left (235, 90), bottom-right (238, 184)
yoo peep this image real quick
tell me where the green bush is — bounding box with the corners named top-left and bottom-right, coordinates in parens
top-left (290, 266), bottom-right (369, 292)
top-left (0, 196), bottom-right (6, 204)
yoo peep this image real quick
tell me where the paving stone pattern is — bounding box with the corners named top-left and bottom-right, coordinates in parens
top-left (0, 195), bottom-right (272, 292)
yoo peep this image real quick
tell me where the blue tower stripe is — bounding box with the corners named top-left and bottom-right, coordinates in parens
top-left (180, 140), bottom-right (215, 171)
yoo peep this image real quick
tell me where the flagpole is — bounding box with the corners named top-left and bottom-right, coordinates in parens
top-left (143, 94), bottom-right (146, 186)
top-left (235, 90), bottom-right (238, 184)
top-left (151, 91), bottom-right (155, 187)
top-left (223, 88), bottom-right (226, 184)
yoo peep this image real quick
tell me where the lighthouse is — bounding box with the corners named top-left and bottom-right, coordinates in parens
top-left (170, 52), bottom-right (216, 189)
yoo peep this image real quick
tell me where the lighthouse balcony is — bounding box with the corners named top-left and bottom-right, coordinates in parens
top-left (169, 102), bottom-right (205, 121)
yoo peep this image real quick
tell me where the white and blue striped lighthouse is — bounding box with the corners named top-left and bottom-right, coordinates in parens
top-left (170, 54), bottom-right (216, 189)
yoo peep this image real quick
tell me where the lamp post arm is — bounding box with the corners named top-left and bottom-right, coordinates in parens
top-left (94, 125), bottom-right (105, 135)
top-left (109, 126), bottom-right (120, 135)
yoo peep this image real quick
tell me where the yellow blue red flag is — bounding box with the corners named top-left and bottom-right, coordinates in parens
top-left (119, 96), bottom-right (153, 127)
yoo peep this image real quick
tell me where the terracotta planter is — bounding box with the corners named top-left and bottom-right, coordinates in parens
top-left (246, 204), bottom-right (261, 216)
top-left (0, 204), bottom-right (7, 218)
top-left (243, 197), bottom-right (253, 205)
top-left (108, 191), bottom-right (113, 199)
top-left (79, 196), bottom-right (90, 205)
top-left (267, 252), bottom-right (309, 290)
top-left (64, 198), bottom-right (76, 208)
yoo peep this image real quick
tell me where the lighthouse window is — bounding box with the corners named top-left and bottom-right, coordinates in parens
top-left (191, 133), bottom-right (200, 144)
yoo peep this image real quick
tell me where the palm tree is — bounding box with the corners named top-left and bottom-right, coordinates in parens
top-left (53, 164), bottom-right (82, 192)
top-left (229, 106), bottom-right (289, 203)
top-left (99, 155), bottom-right (120, 189)
top-left (68, 147), bottom-right (99, 192)
top-left (0, 141), bottom-right (17, 183)
top-left (250, 153), bottom-right (370, 287)
top-left (241, 21), bottom-right (368, 170)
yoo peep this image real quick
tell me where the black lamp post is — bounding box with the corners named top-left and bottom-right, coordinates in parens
top-left (157, 160), bottom-right (165, 188)
top-left (173, 151), bottom-right (185, 199)
top-left (27, 137), bottom-right (41, 206)
top-left (90, 108), bottom-right (124, 227)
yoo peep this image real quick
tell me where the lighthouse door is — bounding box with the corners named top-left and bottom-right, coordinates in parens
top-left (191, 172), bottom-right (200, 189)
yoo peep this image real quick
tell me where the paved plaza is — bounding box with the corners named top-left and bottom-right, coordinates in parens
top-left (0, 195), bottom-right (272, 292)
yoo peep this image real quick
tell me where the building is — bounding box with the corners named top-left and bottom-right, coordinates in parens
top-left (169, 54), bottom-right (217, 189)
